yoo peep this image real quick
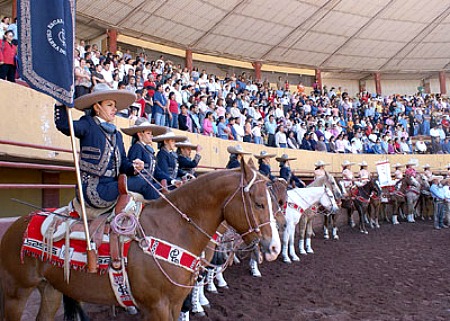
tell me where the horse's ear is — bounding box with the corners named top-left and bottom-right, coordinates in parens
top-left (240, 158), bottom-right (254, 182)
top-left (247, 158), bottom-right (257, 170)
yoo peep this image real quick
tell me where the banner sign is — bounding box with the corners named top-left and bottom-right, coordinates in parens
top-left (18, 0), bottom-right (75, 106)
top-left (376, 160), bottom-right (392, 187)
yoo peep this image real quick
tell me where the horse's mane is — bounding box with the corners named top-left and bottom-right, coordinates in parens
top-left (308, 175), bottom-right (327, 187)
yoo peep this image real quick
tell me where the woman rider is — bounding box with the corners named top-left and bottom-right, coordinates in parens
top-left (54, 83), bottom-right (160, 213)
top-left (153, 131), bottom-right (189, 189)
top-left (276, 154), bottom-right (305, 188)
top-left (176, 139), bottom-right (202, 177)
top-left (314, 160), bottom-right (329, 180)
top-left (121, 117), bottom-right (167, 188)
top-left (254, 150), bottom-right (276, 180)
top-left (225, 144), bottom-right (251, 169)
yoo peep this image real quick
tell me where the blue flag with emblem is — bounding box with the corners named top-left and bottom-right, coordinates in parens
top-left (18, 0), bottom-right (75, 107)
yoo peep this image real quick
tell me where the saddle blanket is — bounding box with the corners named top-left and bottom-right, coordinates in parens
top-left (21, 212), bottom-right (131, 273)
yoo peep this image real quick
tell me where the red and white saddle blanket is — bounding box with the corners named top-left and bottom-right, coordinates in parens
top-left (21, 211), bottom-right (131, 273)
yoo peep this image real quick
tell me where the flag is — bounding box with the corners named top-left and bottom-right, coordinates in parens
top-left (18, 0), bottom-right (75, 107)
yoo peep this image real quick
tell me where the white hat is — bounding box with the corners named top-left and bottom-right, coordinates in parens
top-left (392, 163), bottom-right (403, 168)
top-left (254, 151), bottom-right (276, 159)
top-left (405, 159), bottom-right (417, 167)
top-left (74, 83), bottom-right (136, 111)
top-left (430, 175), bottom-right (443, 181)
top-left (121, 117), bottom-right (167, 136)
top-left (422, 164), bottom-right (431, 169)
top-left (152, 131), bottom-right (187, 143)
top-left (314, 160), bottom-right (329, 167)
top-left (341, 160), bottom-right (355, 167)
top-left (227, 144), bottom-right (251, 155)
top-left (359, 161), bottom-right (368, 167)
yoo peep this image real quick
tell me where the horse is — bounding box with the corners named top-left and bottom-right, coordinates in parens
top-left (350, 178), bottom-right (379, 234)
top-left (415, 175), bottom-right (433, 221)
top-left (298, 173), bottom-right (342, 253)
top-left (368, 181), bottom-right (382, 229)
top-left (281, 177), bottom-right (340, 263)
top-left (0, 160), bottom-right (281, 321)
top-left (399, 175), bottom-right (422, 223)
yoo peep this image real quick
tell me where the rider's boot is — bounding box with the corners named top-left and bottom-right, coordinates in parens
top-left (206, 268), bottom-right (217, 293)
top-left (298, 239), bottom-right (307, 255)
top-left (392, 215), bottom-right (399, 225)
top-left (305, 238), bottom-right (314, 254)
top-left (249, 258), bottom-right (262, 277)
top-left (215, 269), bottom-right (228, 289)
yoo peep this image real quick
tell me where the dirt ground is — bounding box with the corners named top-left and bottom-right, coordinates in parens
top-left (3, 215), bottom-right (450, 321)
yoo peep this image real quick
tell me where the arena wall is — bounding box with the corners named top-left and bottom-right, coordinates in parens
top-left (1, 80), bottom-right (450, 217)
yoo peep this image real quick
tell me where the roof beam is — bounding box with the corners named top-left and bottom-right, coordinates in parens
top-left (260, 0), bottom-right (342, 60)
top-left (318, 0), bottom-right (395, 68)
top-left (378, 3), bottom-right (450, 71)
top-left (188, 0), bottom-right (249, 48)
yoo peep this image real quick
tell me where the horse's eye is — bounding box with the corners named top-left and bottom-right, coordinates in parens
top-left (255, 202), bottom-right (265, 209)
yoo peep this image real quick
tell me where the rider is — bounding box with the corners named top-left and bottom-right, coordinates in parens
top-left (54, 84), bottom-right (160, 215)
top-left (226, 144), bottom-right (251, 169)
top-left (176, 139), bottom-right (202, 177)
top-left (356, 161), bottom-right (370, 187)
top-left (254, 150), bottom-right (276, 180)
top-left (422, 164), bottom-right (433, 182)
top-left (314, 160), bottom-right (329, 180)
top-left (121, 117), bottom-right (167, 188)
top-left (340, 160), bottom-right (355, 197)
top-left (153, 131), bottom-right (189, 189)
top-left (276, 154), bottom-right (305, 188)
top-left (404, 159), bottom-right (420, 188)
top-left (445, 163), bottom-right (450, 178)
top-left (392, 163), bottom-right (404, 183)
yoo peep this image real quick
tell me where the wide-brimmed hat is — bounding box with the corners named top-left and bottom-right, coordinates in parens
top-left (314, 160), bottom-right (329, 167)
top-left (227, 145), bottom-right (251, 155)
top-left (430, 175), bottom-right (443, 182)
top-left (275, 154), bottom-right (297, 162)
top-left (445, 163), bottom-right (450, 169)
top-left (175, 139), bottom-right (198, 150)
top-left (359, 161), bottom-right (368, 167)
top-left (254, 151), bottom-right (276, 159)
top-left (422, 164), bottom-right (431, 169)
top-left (74, 83), bottom-right (136, 111)
top-left (121, 117), bottom-right (167, 137)
top-left (341, 160), bottom-right (355, 167)
top-left (405, 159), bottom-right (417, 166)
top-left (152, 131), bottom-right (187, 143)
top-left (392, 163), bottom-right (403, 168)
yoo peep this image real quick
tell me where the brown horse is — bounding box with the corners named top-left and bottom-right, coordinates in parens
top-left (0, 160), bottom-right (281, 321)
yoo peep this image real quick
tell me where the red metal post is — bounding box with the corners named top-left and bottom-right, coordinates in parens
top-left (252, 61), bottom-right (263, 82)
top-left (185, 49), bottom-right (193, 71)
top-left (374, 72), bottom-right (382, 96)
top-left (439, 71), bottom-right (447, 95)
top-left (108, 29), bottom-right (118, 54)
top-left (315, 69), bottom-right (322, 93)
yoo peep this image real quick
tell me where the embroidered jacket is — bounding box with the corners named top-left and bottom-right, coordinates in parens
top-left (259, 163), bottom-right (274, 180)
top-left (128, 142), bottom-right (158, 178)
top-left (178, 153), bottom-right (201, 174)
top-left (155, 148), bottom-right (187, 182)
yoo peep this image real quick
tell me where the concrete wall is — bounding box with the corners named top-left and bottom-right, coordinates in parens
top-left (1, 80), bottom-right (450, 217)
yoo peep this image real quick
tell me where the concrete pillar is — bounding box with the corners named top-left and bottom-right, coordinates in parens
top-left (42, 171), bottom-right (60, 209)
top-left (252, 61), bottom-right (263, 82)
top-left (12, 0), bottom-right (17, 19)
top-left (315, 69), bottom-right (322, 93)
top-left (185, 49), bottom-right (193, 71)
top-left (107, 29), bottom-right (118, 54)
top-left (374, 72), bottom-right (382, 96)
top-left (439, 71), bottom-right (447, 95)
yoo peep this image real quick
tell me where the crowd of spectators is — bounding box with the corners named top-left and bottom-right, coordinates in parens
top-left (0, 16), bottom-right (18, 82)
top-left (4, 39), bottom-right (436, 156)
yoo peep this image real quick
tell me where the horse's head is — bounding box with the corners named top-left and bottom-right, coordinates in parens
top-left (325, 172), bottom-right (343, 203)
top-left (268, 178), bottom-right (288, 234)
top-left (223, 160), bottom-right (281, 262)
top-left (319, 185), bottom-right (340, 214)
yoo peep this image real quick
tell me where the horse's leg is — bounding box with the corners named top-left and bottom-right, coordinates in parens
top-left (281, 223), bottom-right (291, 263)
top-left (406, 196), bottom-right (416, 223)
top-left (298, 215), bottom-right (307, 254)
top-left (323, 215), bottom-right (330, 240)
top-left (36, 281), bottom-right (62, 321)
top-left (356, 202), bottom-right (368, 234)
top-left (288, 221), bottom-right (300, 262)
top-left (2, 284), bottom-right (34, 321)
top-left (249, 248), bottom-right (261, 277)
top-left (304, 217), bottom-right (314, 254)
top-left (331, 214), bottom-right (339, 240)
top-left (347, 203), bottom-right (356, 228)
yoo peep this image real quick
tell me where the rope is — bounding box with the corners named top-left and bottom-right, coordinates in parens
top-left (110, 212), bottom-right (139, 236)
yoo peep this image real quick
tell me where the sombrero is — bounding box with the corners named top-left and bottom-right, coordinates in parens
top-left (74, 83), bottom-right (136, 111)
top-left (275, 154), bottom-right (297, 162)
top-left (392, 163), bottom-right (403, 168)
top-left (121, 117), bottom-right (167, 136)
top-left (422, 164), bottom-right (431, 169)
top-left (341, 160), bottom-right (355, 167)
top-left (254, 151), bottom-right (276, 159)
top-left (430, 175), bottom-right (443, 181)
top-left (175, 139), bottom-right (198, 150)
top-left (359, 161), bottom-right (368, 167)
top-left (152, 131), bottom-right (187, 143)
top-left (314, 160), bottom-right (329, 167)
top-left (405, 159), bottom-right (417, 167)
top-left (227, 145), bottom-right (251, 155)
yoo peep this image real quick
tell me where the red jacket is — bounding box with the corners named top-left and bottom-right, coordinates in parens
top-left (0, 39), bottom-right (17, 65)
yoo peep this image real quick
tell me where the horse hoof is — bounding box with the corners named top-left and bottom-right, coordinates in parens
top-left (201, 304), bottom-right (211, 309)
top-left (193, 311), bottom-right (206, 317)
top-left (218, 285), bottom-right (229, 290)
top-left (324, 235), bottom-right (330, 240)
top-left (282, 258), bottom-right (292, 264)
top-left (251, 272), bottom-right (262, 278)
top-left (333, 235), bottom-right (339, 240)
top-left (291, 256), bottom-right (300, 262)
top-left (306, 249), bottom-right (314, 254)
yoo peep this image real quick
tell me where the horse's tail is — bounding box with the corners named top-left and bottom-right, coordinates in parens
top-left (63, 295), bottom-right (90, 321)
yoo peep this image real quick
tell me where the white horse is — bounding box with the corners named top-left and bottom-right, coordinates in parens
top-left (281, 184), bottom-right (339, 263)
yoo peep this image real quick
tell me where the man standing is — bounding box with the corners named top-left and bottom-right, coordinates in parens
top-left (430, 176), bottom-right (446, 230)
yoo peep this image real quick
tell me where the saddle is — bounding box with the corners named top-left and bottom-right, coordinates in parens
top-left (40, 175), bottom-right (143, 269)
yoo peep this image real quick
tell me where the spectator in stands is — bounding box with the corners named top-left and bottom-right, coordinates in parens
top-left (0, 30), bottom-right (17, 82)
top-left (6, 17), bottom-right (17, 45)
top-left (0, 16), bottom-right (9, 39)
top-left (167, 91), bottom-right (179, 129)
top-left (153, 84), bottom-right (168, 126)
top-left (202, 111), bottom-right (214, 136)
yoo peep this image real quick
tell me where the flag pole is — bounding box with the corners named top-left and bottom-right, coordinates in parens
top-left (66, 106), bottom-right (97, 273)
